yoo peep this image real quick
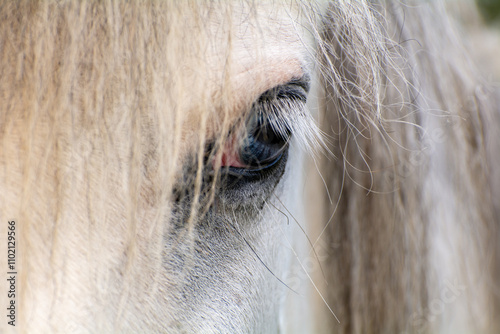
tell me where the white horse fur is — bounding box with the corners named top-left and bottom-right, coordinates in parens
top-left (0, 1), bottom-right (499, 333)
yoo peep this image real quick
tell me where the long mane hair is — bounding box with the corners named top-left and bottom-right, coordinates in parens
top-left (316, 1), bottom-right (500, 332)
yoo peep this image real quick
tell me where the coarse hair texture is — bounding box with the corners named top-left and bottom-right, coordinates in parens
top-left (315, 1), bottom-right (500, 333)
top-left (0, 0), bottom-right (499, 333)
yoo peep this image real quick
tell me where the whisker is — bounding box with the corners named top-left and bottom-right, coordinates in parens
top-left (272, 195), bottom-right (328, 286)
top-left (227, 213), bottom-right (298, 295)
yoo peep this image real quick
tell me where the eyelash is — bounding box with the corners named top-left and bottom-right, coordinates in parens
top-left (239, 110), bottom-right (291, 170)
top-left (226, 82), bottom-right (308, 175)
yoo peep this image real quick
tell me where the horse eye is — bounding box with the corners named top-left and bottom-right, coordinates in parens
top-left (239, 112), bottom-right (291, 170)
top-left (216, 81), bottom-right (307, 177)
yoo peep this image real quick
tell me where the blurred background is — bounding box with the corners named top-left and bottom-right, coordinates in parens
top-left (477, 0), bottom-right (500, 23)
top-left (454, 0), bottom-right (500, 80)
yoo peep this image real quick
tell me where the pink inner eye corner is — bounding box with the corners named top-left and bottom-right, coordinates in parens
top-left (216, 136), bottom-right (246, 168)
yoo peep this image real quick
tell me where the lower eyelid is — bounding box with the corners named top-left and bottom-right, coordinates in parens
top-left (224, 150), bottom-right (285, 176)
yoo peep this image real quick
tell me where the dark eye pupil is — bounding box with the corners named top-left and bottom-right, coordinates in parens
top-left (240, 113), bottom-right (290, 170)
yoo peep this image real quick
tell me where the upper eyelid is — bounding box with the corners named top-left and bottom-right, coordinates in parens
top-left (257, 81), bottom-right (309, 104)
top-left (234, 76), bottom-right (310, 144)
top-left (255, 73), bottom-right (310, 101)
top-left (289, 75), bottom-right (311, 93)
